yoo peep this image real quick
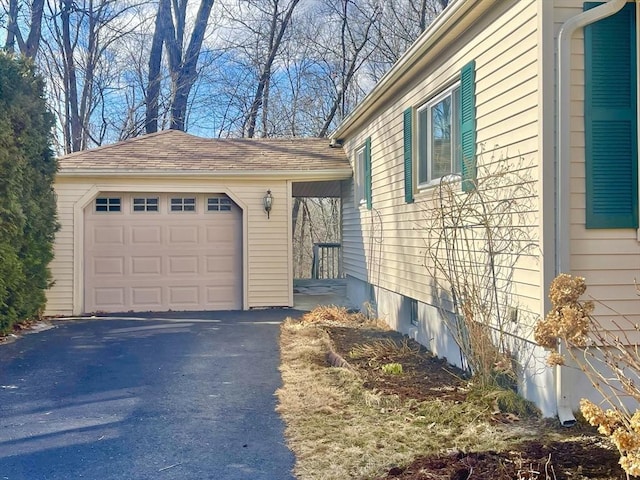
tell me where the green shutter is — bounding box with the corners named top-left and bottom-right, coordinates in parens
top-left (403, 108), bottom-right (414, 203)
top-left (460, 60), bottom-right (477, 193)
top-left (584, 2), bottom-right (638, 229)
top-left (364, 136), bottom-right (372, 210)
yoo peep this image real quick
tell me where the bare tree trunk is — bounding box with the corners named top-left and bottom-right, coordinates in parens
top-left (292, 197), bottom-right (301, 240)
top-left (4, 0), bottom-right (44, 58)
top-left (243, 0), bottom-right (301, 138)
top-left (317, 0), bottom-right (379, 138)
top-left (145, 0), bottom-right (214, 132)
top-left (168, 0), bottom-right (215, 131)
top-left (145, 0), bottom-right (171, 134)
top-left (5, 0), bottom-right (19, 53)
top-left (61, 0), bottom-right (82, 152)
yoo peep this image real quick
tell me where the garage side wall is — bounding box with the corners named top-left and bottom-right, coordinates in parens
top-left (47, 176), bottom-right (291, 315)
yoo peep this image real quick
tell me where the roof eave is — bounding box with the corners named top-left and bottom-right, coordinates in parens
top-left (56, 168), bottom-right (353, 181)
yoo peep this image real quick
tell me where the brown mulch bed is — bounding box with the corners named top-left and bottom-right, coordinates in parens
top-left (321, 322), bottom-right (633, 480)
top-left (328, 326), bottom-right (468, 403)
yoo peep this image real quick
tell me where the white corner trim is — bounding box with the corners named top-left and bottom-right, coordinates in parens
top-left (287, 181), bottom-right (294, 308)
top-left (72, 186), bottom-right (101, 315)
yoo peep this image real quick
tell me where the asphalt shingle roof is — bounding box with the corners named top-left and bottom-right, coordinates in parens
top-left (58, 130), bottom-right (351, 175)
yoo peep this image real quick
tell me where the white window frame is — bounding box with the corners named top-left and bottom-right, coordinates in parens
top-left (95, 197), bottom-right (121, 213)
top-left (416, 82), bottom-right (462, 188)
top-left (133, 197), bottom-right (159, 212)
top-left (354, 144), bottom-right (366, 206)
top-left (170, 197), bottom-right (196, 212)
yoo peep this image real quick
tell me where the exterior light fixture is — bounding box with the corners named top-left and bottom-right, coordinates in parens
top-left (263, 190), bottom-right (273, 218)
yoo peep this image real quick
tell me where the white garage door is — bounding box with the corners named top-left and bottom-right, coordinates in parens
top-left (84, 193), bottom-right (242, 313)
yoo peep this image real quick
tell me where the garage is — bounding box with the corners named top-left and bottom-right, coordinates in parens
top-left (46, 129), bottom-right (351, 316)
top-left (84, 192), bottom-right (242, 312)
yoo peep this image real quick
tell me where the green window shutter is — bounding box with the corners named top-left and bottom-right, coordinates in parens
top-left (584, 2), bottom-right (638, 229)
top-left (365, 136), bottom-right (372, 210)
top-left (460, 60), bottom-right (477, 193)
top-left (403, 108), bottom-right (414, 203)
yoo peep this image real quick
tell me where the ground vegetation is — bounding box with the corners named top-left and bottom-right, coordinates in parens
top-left (278, 306), bottom-right (632, 479)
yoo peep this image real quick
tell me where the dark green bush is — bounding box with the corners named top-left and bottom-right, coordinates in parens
top-left (0, 53), bottom-right (57, 333)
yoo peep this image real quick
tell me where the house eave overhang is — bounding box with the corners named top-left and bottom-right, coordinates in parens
top-left (330, 0), bottom-right (496, 141)
top-left (56, 168), bottom-right (353, 182)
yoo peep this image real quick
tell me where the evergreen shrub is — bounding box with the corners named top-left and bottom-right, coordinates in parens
top-left (0, 53), bottom-right (57, 333)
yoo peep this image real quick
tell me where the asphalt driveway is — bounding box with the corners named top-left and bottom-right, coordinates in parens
top-left (0, 310), bottom-right (298, 480)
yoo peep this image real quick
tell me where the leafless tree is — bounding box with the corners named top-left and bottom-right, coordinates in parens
top-left (3, 0), bottom-right (44, 58)
top-left (41, 0), bottom-right (144, 152)
top-left (313, 0), bottom-right (380, 137)
top-left (145, 0), bottom-right (216, 132)
top-left (368, 0), bottom-right (448, 80)
top-left (216, 0), bottom-right (302, 138)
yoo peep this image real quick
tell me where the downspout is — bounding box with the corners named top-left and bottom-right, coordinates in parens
top-left (555, 0), bottom-right (627, 427)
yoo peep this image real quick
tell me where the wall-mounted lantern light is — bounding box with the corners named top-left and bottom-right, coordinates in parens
top-left (263, 190), bottom-right (273, 219)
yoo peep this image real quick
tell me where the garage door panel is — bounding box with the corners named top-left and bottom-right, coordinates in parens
top-left (206, 286), bottom-right (234, 302)
top-left (132, 287), bottom-right (162, 307)
top-left (93, 257), bottom-right (125, 275)
top-left (131, 256), bottom-right (162, 275)
top-left (84, 193), bottom-right (242, 313)
top-left (206, 256), bottom-right (234, 273)
top-left (206, 225), bottom-right (236, 243)
top-left (168, 256), bottom-right (199, 274)
top-left (169, 286), bottom-right (200, 305)
top-left (93, 226), bottom-right (125, 245)
top-left (168, 226), bottom-right (199, 244)
top-left (94, 287), bottom-right (125, 309)
top-left (131, 226), bottom-right (162, 244)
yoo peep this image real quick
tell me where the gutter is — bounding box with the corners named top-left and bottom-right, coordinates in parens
top-left (555, 0), bottom-right (627, 427)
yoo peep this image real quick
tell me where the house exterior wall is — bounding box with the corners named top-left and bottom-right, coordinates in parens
top-left (556, 0), bottom-right (640, 332)
top-left (340, 0), bottom-right (558, 414)
top-left (47, 176), bottom-right (292, 315)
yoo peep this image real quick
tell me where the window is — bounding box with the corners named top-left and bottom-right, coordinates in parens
top-left (207, 196), bottom-right (232, 212)
top-left (170, 197), bottom-right (196, 212)
top-left (354, 137), bottom-right (372, 209)
top-left (403, 61), bottom-right (476, 199)
top-left (95, 197), bottom-right (121, 212)
top-left (133, 197), bottom-right (159, 212)
top-left (410, 298), bottom-right (419, 327)
top-left (417, 84), bottom-right (461, 187)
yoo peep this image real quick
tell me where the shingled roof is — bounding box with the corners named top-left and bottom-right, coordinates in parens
top-left (58, 130), bottom-right (351, 179)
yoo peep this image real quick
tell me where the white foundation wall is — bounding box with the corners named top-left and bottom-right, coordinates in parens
top-left (347, 274), bottom-right (558, 417)
top-left (47, 176), bottom-right (292, 315)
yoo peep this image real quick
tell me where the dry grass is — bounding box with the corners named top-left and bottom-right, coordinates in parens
top-left (299, 305), bottom-right (386, 328)
top-left (276, 313), bottom-right (540, 480)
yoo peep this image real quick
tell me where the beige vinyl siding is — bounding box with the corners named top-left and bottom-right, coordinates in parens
top-left (341, 0), bottom-right (543, 331)
top-left (554, 0), bottom-right (640, 325)
top-left (47, 176), bottom-right (291, 315)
